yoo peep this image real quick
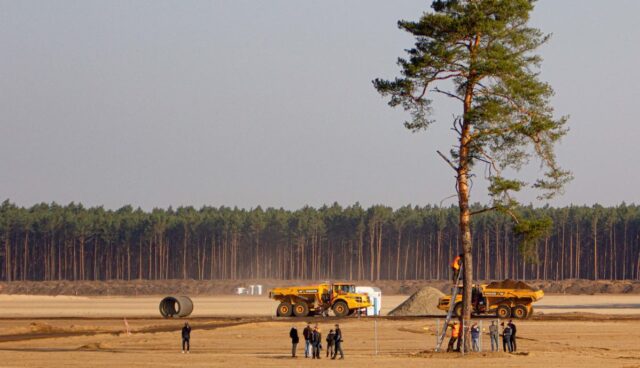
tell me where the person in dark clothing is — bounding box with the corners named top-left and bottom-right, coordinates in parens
top-left (501, 322), bottom-right (513, 353)
top-left (332, 324), bottom-right (344, 359)
top-left (311, 327), bottom-right (322, 359)
top-left (303, 323), bottom-right (312, 358)
top-left (181, 322), bottom-right (191, 354)
top-left (289, 326), bottom-right (299, 358)
top-left (508, 319), bottom-right (517, 352)
top-left (471, 323), bottom-right (480, 352)
top-left (326, 329), bottom-right (335, 358)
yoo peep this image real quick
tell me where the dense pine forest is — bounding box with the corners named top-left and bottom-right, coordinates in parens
top-left (0, 200), bottom-right (639, 282)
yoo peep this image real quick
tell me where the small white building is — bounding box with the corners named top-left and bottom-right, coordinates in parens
top-left (355, 286), bottom-right (382, 316)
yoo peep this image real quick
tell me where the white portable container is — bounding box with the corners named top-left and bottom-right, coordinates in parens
top-left (355, 286), bottom-right (382, 316)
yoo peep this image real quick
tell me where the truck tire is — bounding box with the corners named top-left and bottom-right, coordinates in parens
top-left (277, 302), bottom-right (293, 317)
top-left (293, 302), bottom-right (310, 317)
top-left (512, 305), bottom-right (528, 319)
top-left (454, 302), bottom-right (463, 318)
top-left (496, 304), bottom-right (511, 319)
top-left (332, 301), bottom-right (349, 317)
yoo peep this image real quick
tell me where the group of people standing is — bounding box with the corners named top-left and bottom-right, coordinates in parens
top-left (490, 319), bottom-right (518, 353)
top-left (500, 320), bottom-right (517, 352)
top-left (447, 319), bottom-right (517, 353)
top-left (289, 322), bottom-right (344, 359)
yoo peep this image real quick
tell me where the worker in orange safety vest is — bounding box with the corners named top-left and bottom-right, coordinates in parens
top-left (451, 253), bottom-right (463, 284)
top-left (446, 321), bottom-right (460, 352)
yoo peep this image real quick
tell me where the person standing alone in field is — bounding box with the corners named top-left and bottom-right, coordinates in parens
top-left (303, 322), bottom-right (312, 358)
top-left (181, 322), bottom-right (191, 354)
top-left (489, 321), bottom-right (499, 352)
top-left (332, 324), bottom-right (344, 359)
top-left (289, 325), bottom-right (299, 358)
top-left (508, 319), bottom-right (517, 352)
top-left (326, 329), bottom-right (335, 358)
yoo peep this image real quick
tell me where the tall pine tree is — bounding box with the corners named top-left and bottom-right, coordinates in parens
top-left (374, 0), bottom-right (571, 346)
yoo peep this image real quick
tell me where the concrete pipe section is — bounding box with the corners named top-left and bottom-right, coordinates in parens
top-left (159, 296), bottom-right (194, 318)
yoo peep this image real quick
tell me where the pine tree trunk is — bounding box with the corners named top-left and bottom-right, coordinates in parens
top-left (369, 222), bottom-right (375, 281)
top-left (182, 225), bottom-right (188, 279)
top-left (22, 232), bottom-right (29, 281)
top-left (4, 235), bottom-right (10, 282)
top-left (593, 217), bottom-right (598, 280)
top-left (376, 223), bottom-right (383, 281)
top-left (395, 229), bottom-right (401, 280)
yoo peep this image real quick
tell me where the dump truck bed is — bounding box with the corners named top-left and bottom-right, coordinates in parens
top-left (481, 287), bottom-right (544, 302)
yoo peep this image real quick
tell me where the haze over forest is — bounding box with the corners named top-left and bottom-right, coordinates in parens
top-left (2, 2), bottom-right (640, 283)
top-left (1, 1), bottom-right (640, 210)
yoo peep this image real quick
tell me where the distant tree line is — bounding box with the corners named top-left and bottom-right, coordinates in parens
top-left (0, 200), bottom-right (639, 282)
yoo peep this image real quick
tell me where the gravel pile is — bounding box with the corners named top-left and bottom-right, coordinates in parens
top-left (487, 279), bottom-right (536, 290)
top-left (388, 286), bottom-right (446, 316)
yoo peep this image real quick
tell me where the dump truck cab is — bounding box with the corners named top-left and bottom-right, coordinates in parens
top-left (269, 282), bottom-right (371, 317)
top-left (333, 283), bottom-right (356, 294)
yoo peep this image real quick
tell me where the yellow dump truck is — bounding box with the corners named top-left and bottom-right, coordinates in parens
top-left (269, 283), bottom-right (372, 317)
top-left (437, 281), bottom-right (544, 319)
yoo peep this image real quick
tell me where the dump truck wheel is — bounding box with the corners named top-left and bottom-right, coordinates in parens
top-left (277, 302), bottom-right (293, 317)
top-left (332, 301), bottom-right (349, 317)
top-left (496, 304), bottom-right (511, 319)
top-left (453, 302), bottom-right (463, 318)
top-left (512, 305), bottom-right (528, 319)
top-left (293, 303), bottom-right (309, 317)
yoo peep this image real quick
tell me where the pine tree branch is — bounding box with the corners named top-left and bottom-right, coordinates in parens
top-left (470, 207), bottom-right (497, 216)
top-left (436, 150), bottom-right (457, 172)
top-left (433, 87), bottom-right (464, 102)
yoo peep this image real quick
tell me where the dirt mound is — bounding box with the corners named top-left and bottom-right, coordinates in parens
top-left (78, 342), bottom-right (112, 351)
top-left (0, 279), bottom-right (454, 296)
top-left (1, 278), bottom-right (640, 296)
top-left (29, 322), bottom-right (66, 334)
top-left (487, 279), bottom-right (536, 290)
top-left (529, 279), bottom-right (638, 295)
top-left (388, 287), bottom-right (445, 316)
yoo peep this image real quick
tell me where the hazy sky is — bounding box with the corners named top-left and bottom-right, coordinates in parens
top-left (1, 1), bottom-right (639, 210)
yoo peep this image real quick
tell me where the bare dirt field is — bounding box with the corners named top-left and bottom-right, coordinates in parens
top-left (1, 294), bottom-right (639, 318)
top-left (3, 278), bottom-right (640, 296)
top-left (0, 294), bottom-right (640, 367)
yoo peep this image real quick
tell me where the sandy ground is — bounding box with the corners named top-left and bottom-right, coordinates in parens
top-left (0, 295), bottom-right (413, 318)
top-left (1, 294), bottom-right (640, 318)
top-left (536, 294), bottom-right (640, 315)
top-left (0, 295), bottom-right (640, 367)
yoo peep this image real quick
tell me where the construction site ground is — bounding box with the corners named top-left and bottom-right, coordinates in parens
top-left (0, 294), bottom-right (639, 367)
